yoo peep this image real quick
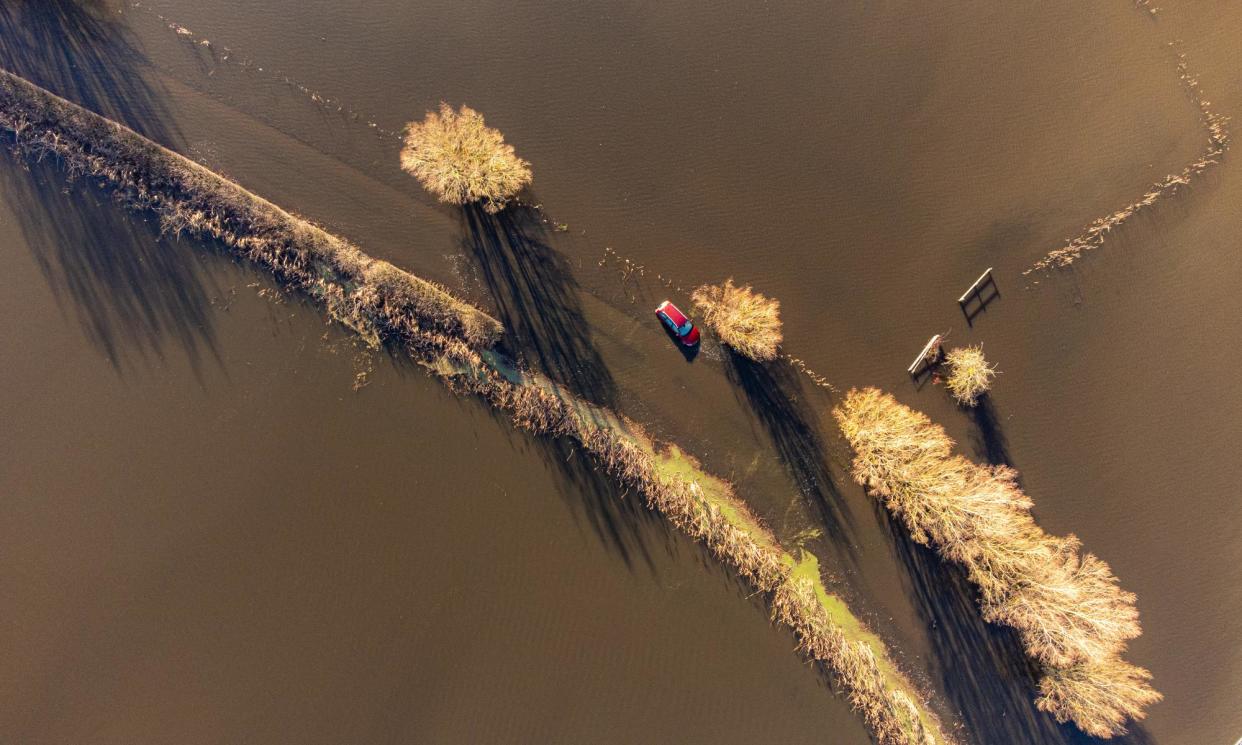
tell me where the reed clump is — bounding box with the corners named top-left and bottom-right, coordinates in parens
top-left (833, 388), bottom-right (1160, 738)
top-left (0, 68), bottom-right (952, 745)
top-left (0, 69), bottom-right (501, 349)
top-left (401, 103), bottom-right (532, 213)
top-left (943, 345), bottom-right (997, 406)
top-left (691, 279), bottom-right (783, 361)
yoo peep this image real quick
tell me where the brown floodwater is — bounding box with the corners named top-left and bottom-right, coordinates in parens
top-left (2, 1), bottom-right (1240, 743)
top-left (0, 164), bottom-right (873, 743)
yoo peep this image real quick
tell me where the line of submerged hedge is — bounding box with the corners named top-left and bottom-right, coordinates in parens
top-left (0, 68), bottom-right (952, 745)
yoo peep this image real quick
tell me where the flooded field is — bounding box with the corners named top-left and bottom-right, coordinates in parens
top-left (2, 1), bottom-right (1240, 743)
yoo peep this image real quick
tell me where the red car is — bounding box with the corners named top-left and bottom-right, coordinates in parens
top-left (654, 300), bottom-right (701, 346)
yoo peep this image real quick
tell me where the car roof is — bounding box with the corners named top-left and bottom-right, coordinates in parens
top-left (659, 302), bottom-right (689, 325)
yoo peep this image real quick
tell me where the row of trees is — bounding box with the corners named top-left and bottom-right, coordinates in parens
top-left (833, 387), bottom-right (1160, 738)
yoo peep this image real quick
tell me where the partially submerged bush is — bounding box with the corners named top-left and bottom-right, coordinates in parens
top-left (691, 279), bottom-right (783, 361)
top-left (834, 388), bottom-right (1159, 737)
top-left (400, 103), bottom-right (532, 212)
top-left (944, 345), bottom-right (997, 406)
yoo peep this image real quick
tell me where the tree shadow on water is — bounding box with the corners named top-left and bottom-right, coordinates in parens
top-left (0, 2), bottom-right (217, 374)
top-left (0, 0), bottom-right (182, 145)
top-left (967, 394), bottom-right (1013, 467)
top-left (1, 154), bottom-right (220, 373)
top-left (461, 203), bottom-right (617, 411)
top-left (883, 507), bottom-right (1155, 745)
top-left (726, 352), bottom-right (856, 568)
top-left (430, 203), bottom-right (665, 572)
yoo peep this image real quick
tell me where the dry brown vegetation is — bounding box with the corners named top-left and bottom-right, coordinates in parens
top-left (943, 345), bottom-right (997, 406)
top-left (834, 388), bottom-right (1161, 738)
top-left (691, 279), bottom-right (783, 361)
top-left (0, 69), bottom-right (501, 349)
top-left (400, 103), bottom-right (532, 212)
top-left (0, 68), bottom-right (949, 745)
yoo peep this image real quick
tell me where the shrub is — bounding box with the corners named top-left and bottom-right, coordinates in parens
top-left (834, 388), bottom-right (1160, 737)
top-left (691, 279), bottom-right (783, 361)
top-left (400, 103), bottom-right (532, 212)
top-left (944, 345), bottom-right (997, 406)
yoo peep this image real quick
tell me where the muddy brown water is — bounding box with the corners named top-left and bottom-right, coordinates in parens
top-left (2, 1), bottom-right (1240, 743)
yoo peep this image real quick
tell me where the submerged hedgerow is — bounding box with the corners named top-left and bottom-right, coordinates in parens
top-left (0, 70), bottom-right (502, 350)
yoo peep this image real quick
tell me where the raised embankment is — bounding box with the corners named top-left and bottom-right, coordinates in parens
top-left (0, 69), bottom-right (502, 349)
top-left (0, 68), bottom-right (952, 745)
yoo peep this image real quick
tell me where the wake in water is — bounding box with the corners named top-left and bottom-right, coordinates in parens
top-left (1027, 45), bottom-right (1229, 273)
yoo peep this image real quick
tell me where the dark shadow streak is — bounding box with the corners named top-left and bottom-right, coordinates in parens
top-left (462, 203), bottom-right (617, 410)
top-left (446, 202), bottom-right (664, 573)
top-left (0, 153), bottom-right (220, 374)
top-left (0, 1), bottom-right (219, 374)
top-left (726, 352), bottom-right (856, 568)
top-left (968, 394), bottom-right (1012, 467)
top-left (882, 505), bottom-right (1156, 745)
top-left (0, 1), bottom-right (183, 146)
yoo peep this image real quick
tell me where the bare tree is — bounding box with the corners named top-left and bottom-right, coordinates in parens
top-left (691, 279), bottom-right (783, 361)
top-left (400, 103), bottom-right (531, 212)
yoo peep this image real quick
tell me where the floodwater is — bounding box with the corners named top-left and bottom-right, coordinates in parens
top-left (2, 1), bottom-right (1240, 743)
